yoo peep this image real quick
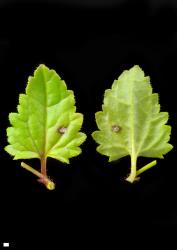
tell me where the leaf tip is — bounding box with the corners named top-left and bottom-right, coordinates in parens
top-left (38, 63), bottom-right (48, 69)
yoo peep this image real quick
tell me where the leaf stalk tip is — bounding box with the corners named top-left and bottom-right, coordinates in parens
top-left (21, 162), bottom-right (55, 190)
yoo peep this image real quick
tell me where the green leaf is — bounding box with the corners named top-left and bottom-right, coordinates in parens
top-left (5, 64), bottom-right (87, 189)
top-left (92, 65), bottom-right (173, 183)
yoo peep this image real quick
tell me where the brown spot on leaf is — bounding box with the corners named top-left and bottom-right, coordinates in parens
top-left (57, 127), bottom-right (67, 135)
top-left (112, 125), bottom-right (121, 133)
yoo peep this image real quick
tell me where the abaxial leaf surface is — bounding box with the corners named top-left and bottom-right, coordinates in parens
top-left (92, 65), bottom-right (173, 182)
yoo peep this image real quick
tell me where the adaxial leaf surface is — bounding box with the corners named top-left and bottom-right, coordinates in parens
top-left (92, 65), bottom-right (173, 183)
top-left (5, 64), bottom-right (86, 189)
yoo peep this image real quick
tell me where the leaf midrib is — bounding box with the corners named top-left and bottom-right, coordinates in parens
top-left (130, 79), bottom-right (135, 157)
top-left (41, 67), bottom-right (48, 158)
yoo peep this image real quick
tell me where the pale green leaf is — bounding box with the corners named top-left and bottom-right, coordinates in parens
top-left (92, 65), bottom-right (173, 183)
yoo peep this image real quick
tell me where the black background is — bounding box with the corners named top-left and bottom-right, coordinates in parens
top-left (0, 0), bottom-right (177, 247)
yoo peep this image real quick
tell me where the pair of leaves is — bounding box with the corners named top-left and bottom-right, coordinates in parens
top-left (5, 64), bottom-right (173, 189)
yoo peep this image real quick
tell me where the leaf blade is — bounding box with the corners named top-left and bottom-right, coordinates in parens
top-left (5, 64), bottom-right (86, 186)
